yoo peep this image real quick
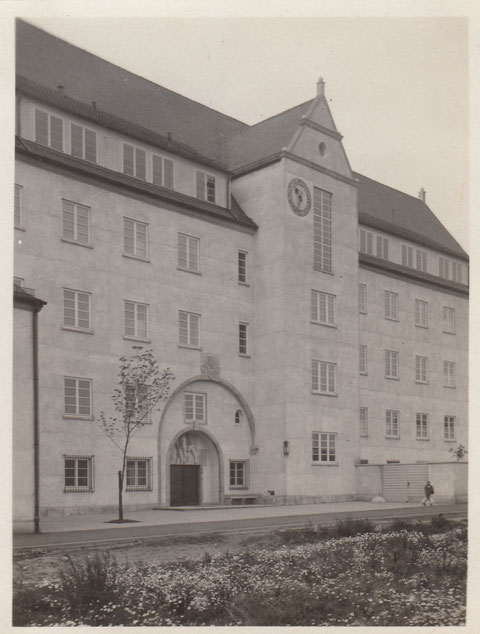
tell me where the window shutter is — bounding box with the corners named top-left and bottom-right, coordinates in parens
top-left (164, 159), bottom-right (174, 189)
top-left (196, 171), bottom-right (205, 200)
top-left (35, 110), bottom-right (49, 146)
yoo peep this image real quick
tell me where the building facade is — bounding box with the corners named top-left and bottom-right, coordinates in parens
top-left (13, 21), bottom-right (468, 530)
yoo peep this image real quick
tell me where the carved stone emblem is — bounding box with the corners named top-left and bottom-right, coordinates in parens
top-left (174, 433), bottom-right (198, 464)
top-left (200, 353), bottom-right (220, 380)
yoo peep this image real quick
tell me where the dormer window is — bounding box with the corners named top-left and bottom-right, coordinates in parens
top-left (196, 170), bottom-right (216, 204)
top-left (152, 154), bottom-right (174, 189)
top-left (35, 108), bottom-right (63, 151)
top-left (123, 143), bottom-right (146, 180)
top-left (71, 123), bottom-right (97, 163)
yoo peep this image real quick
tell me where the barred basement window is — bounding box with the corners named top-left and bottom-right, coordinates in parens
top-left (64, 377), bottom-right (92, 417)
top-left (238, 251), bottom-right (248, 284)
top-left (384, 291), bottom-right (398, 320)
top-left (179, 311), bottom-right (200, 347)
top-left (358, 283), bottom-right (367, 314)
top-left (359, 345), bottom-right (368, 375)
top-left (443, 306), bottom-right (455, 334)
top-left (415, 299), bottom-right (428, 328)
top-left (312, 432), bottom-right (337, 463)
top-left (124, 301), bottom-right (149, 340)
top-left (178, 233), bottom-right (200, 272)
top-left (62, 200), bottom-right (90, 245)
top-left (64, 455), bottom-right (93, 491)
top-left (71, 122), bottom-right (97, 162)
top-left (385, 350), bottom-right (399, 379)
top-left (311, 290), bottom-right (335, 326)
top-left (239, 322), bottom-right (248, 355)
top-left (415, 356), bottom-right (428, 383)
top-left (152, 154), bottom-right (174, 189)
top-left (14, 184), bottom-right (22, 228)
top-left (63, 288), bottom-right (91, 331)
top-left (126, 457), bottom-right (152, 490)
top-left (123, 143), bottom-right (147, 180)
top-left (184, 392), bottom-right (206, 424)
top-left (229, 460), bottom-right (247, 488)
top-left (196, 171), bottom-right (216, 203)
top-left (359, 407), bottom-right (368, 437)
top-left (444, 361), bottom-right (456, 388)
top-left (124, 218), bottom-right (148, 259)
top-left (313, 187), bottom-right (332, 273)
top-left (386, 410), bottom-right (399, 438)
top-left (416, 412), bottom-right (429, 439)
top-left (35, 108), bottom-right (63, 151)
top-left (444, 416), bottom-right (456, 441)
top-left (312, 360), bottom-right (336, 394)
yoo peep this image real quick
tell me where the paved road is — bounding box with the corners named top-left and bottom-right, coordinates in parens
top-left (14, 503), bottom-right (467, 550)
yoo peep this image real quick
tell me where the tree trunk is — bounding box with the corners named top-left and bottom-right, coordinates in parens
top-left (118, 470), bottom-right (123, 521)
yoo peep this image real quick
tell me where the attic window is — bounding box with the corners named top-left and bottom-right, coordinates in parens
top-left (318, 142), bottom-right (327, 157)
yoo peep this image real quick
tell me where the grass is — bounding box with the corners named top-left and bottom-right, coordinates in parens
top-left (13, 516), bottom-right (467, 627)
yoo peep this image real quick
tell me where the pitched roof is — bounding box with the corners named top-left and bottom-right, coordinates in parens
top-left (355, 173), bottom-right (468, 260)
top-left (16, 20), bottom-right (245, 166)
top-left (227, 100), bottom-right (314, 171)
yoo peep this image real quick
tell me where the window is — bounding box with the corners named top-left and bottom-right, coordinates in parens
top-left (416, 412), bottom-right (429, 439)
top-left (384, 291), bottom-right (398, 320)
top-left (358, 283), bottom-right (367, 314)
top-left (444, 416), bottom-right (456, 441)
top-left (359, 345), bottom-right (367, 375)
top-left (312, 360), bottom-right (336, 394)
top-left (178, 233), bottom-right (200, 272)
top-left (359, 407), bottom-right (368, 437)
top-left (184, 392), bottom-right (206, 424)
top-left (238, 251), bottom-right (248, 284)
top-left (313, 187), bottom-right (332, 272)
top-left (125, 384), bottom-right (150, 422)
top-left (62, 200), bottom-right (90, 245)
top-left (359, 228), bottom-right (373, 255)
top-left (124, 218), bottom-right (148, 259)
top-left (443, 306), bottom-right (455, 334)
top-left (439, 256), bottom-right (462, 283)
top-left (385, 350), bottom-right (399, 379)
top-left (123, 143), bottom-right (147, 180)
top-left (152, 154), bottom-right (174, 189)
top-left (196, 171), bottom-right (216, 203)
top-left (401, 244), bottom-right (413, 268)
top-left (235, 409), bottom-right (242, 425)
top-left (35, 108), bottom-right (63, 151)
top-left (415, 356), bottom-right (428, 383)
top-left (311, 290), bottom-right (335, 326)
top-left (312, 432), bottom-right (337, 463)
top-left (239, 322), bottom-right (248, 355)
top-left (386, 410), bottom-right (399, 438)
top-left (415, 299), bottom-right (428, 328)
top-left (229, 460), bottom-right (247, 488)
top-left (64, 377), bottom-right (92, 417)
top-left (376, 235), bottom-right (389, 259)
top-left (444, 361), bottom-right (456, 388)
top-left (124, 301), bottom-right (149, 340)
top-left (402, 244), bottom-right (427, 271)
top-left (179, 311), bottom-right (200, 347)
top-left (14, 184), bottom-right (22, 227)
top-left (63, 289), bottom-right (91, 331)
top-left (416, 249), bottom-right (427, 272)
top-left (126, 457), bottom-right (152, 490)
top-left (71, 122), bottom-right (97, 162)
top-left (64, 455), bottom-right (93, 491)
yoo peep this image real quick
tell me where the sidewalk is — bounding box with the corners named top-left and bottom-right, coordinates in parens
top-left (14, 501), bottom-right (467, 548)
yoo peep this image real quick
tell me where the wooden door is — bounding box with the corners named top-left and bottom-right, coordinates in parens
top-left (170, 465), bottom-right (200, 506)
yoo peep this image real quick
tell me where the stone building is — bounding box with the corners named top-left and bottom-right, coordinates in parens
top-left (13, 21), bottom-right (468, 530)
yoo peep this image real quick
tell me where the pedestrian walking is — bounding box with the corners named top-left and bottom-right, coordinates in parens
top-left (422, 481), bottom-right (434, 506)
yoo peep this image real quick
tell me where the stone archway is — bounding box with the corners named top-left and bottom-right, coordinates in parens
top-left (165, 429), bottom-right (224, 506)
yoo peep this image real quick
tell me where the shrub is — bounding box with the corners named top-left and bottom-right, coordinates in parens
top-left (430, 514), bottom-right (451, 532)
top-left (331, 517), bottom-right (375, 537)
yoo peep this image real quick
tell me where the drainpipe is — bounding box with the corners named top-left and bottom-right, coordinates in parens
top-left (33, 308), bottom-right (40, 533)
top-left (16, 93), bottom-right (21, 137)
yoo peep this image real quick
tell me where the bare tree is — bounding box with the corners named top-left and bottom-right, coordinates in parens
top-left (99, 346), bottom-right (174, 521)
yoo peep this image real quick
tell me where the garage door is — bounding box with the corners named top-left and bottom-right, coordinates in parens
top-left (383, 464), bottom-right (429, 502)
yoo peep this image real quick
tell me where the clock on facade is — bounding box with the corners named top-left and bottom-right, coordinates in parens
top-left (287, 178), bottom-right (312, 216)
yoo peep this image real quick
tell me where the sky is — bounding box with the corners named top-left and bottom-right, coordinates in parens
top-left (15, 13), bottom-right (469, 251)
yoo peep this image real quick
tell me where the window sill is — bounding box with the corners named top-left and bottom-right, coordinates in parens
top-left (415, 437), bottom-right (430, 441)
top-left (14, 225), bottom-right (26, 232)
top-left (64, 488), bottom-right (93, 493)
top-left (62, 327), bottom-right (94, 335)
top-left (384, 317), bottom-right (399, 322)
top-left (312, 462), bottom-right (338, 467)
top-left (385, 376), bottom-right (399, 381)
top-left (444, 438), bottom-right (456, 443)
top-left (123, 252), bottom-right (150, 263)
top-left (443, 330), bottom-right (455, 335)
top-left (360, 372), bottom-right (368, 376)
top-left (311, 321), bottom-right (337, 329)
top-left (360, 434), bottom-right (368, 438)
top-left (178, 344), bottom-right (202, 351)
top-left (126, 487), bottom-right (153, 492)
top-left (313, 266), bottom-right (334, 275)
top-left (229, 486), bottom-right (248, 490)
top-left (415, 324), bottom-right (428, 329)
top-left (184, 420), bottom-right (207, 425)
top-left (239, 353), bottom-right (251, 358)
top-left (61, 237), bottom-right (93, 249)
top-left (359, 310), bottom-right (367, 315)
top-left (443, 385), bottom-right (456, 389)
top-left (177, 267), bottom-right (202, 276)
top-left (124, 336), bottom-right (151, 343)
top-left (415, 380), bottom-right (428, 385)
top-left (312, 391), bottom-right (338, 397)
top-left (238, 281), bottom-right (250, 287)
top-left (386, 436), bottom-right (400, 440)
top-left (63, 415), bottom-right (94, 421)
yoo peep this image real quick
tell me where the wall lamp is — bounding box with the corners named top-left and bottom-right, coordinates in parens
top-left (283, 440), bottom-right (290, 456)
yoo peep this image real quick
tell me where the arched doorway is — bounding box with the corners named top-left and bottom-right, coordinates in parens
top-left (167, 430), bottom-right (222, 506)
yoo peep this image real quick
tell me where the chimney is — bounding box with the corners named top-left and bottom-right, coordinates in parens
top-left (57, 85), bottom-right (65, 95)
top-left (418, 188), bottom-right (426, 203)
top-left (316, 77), bottom-right (325, 97)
